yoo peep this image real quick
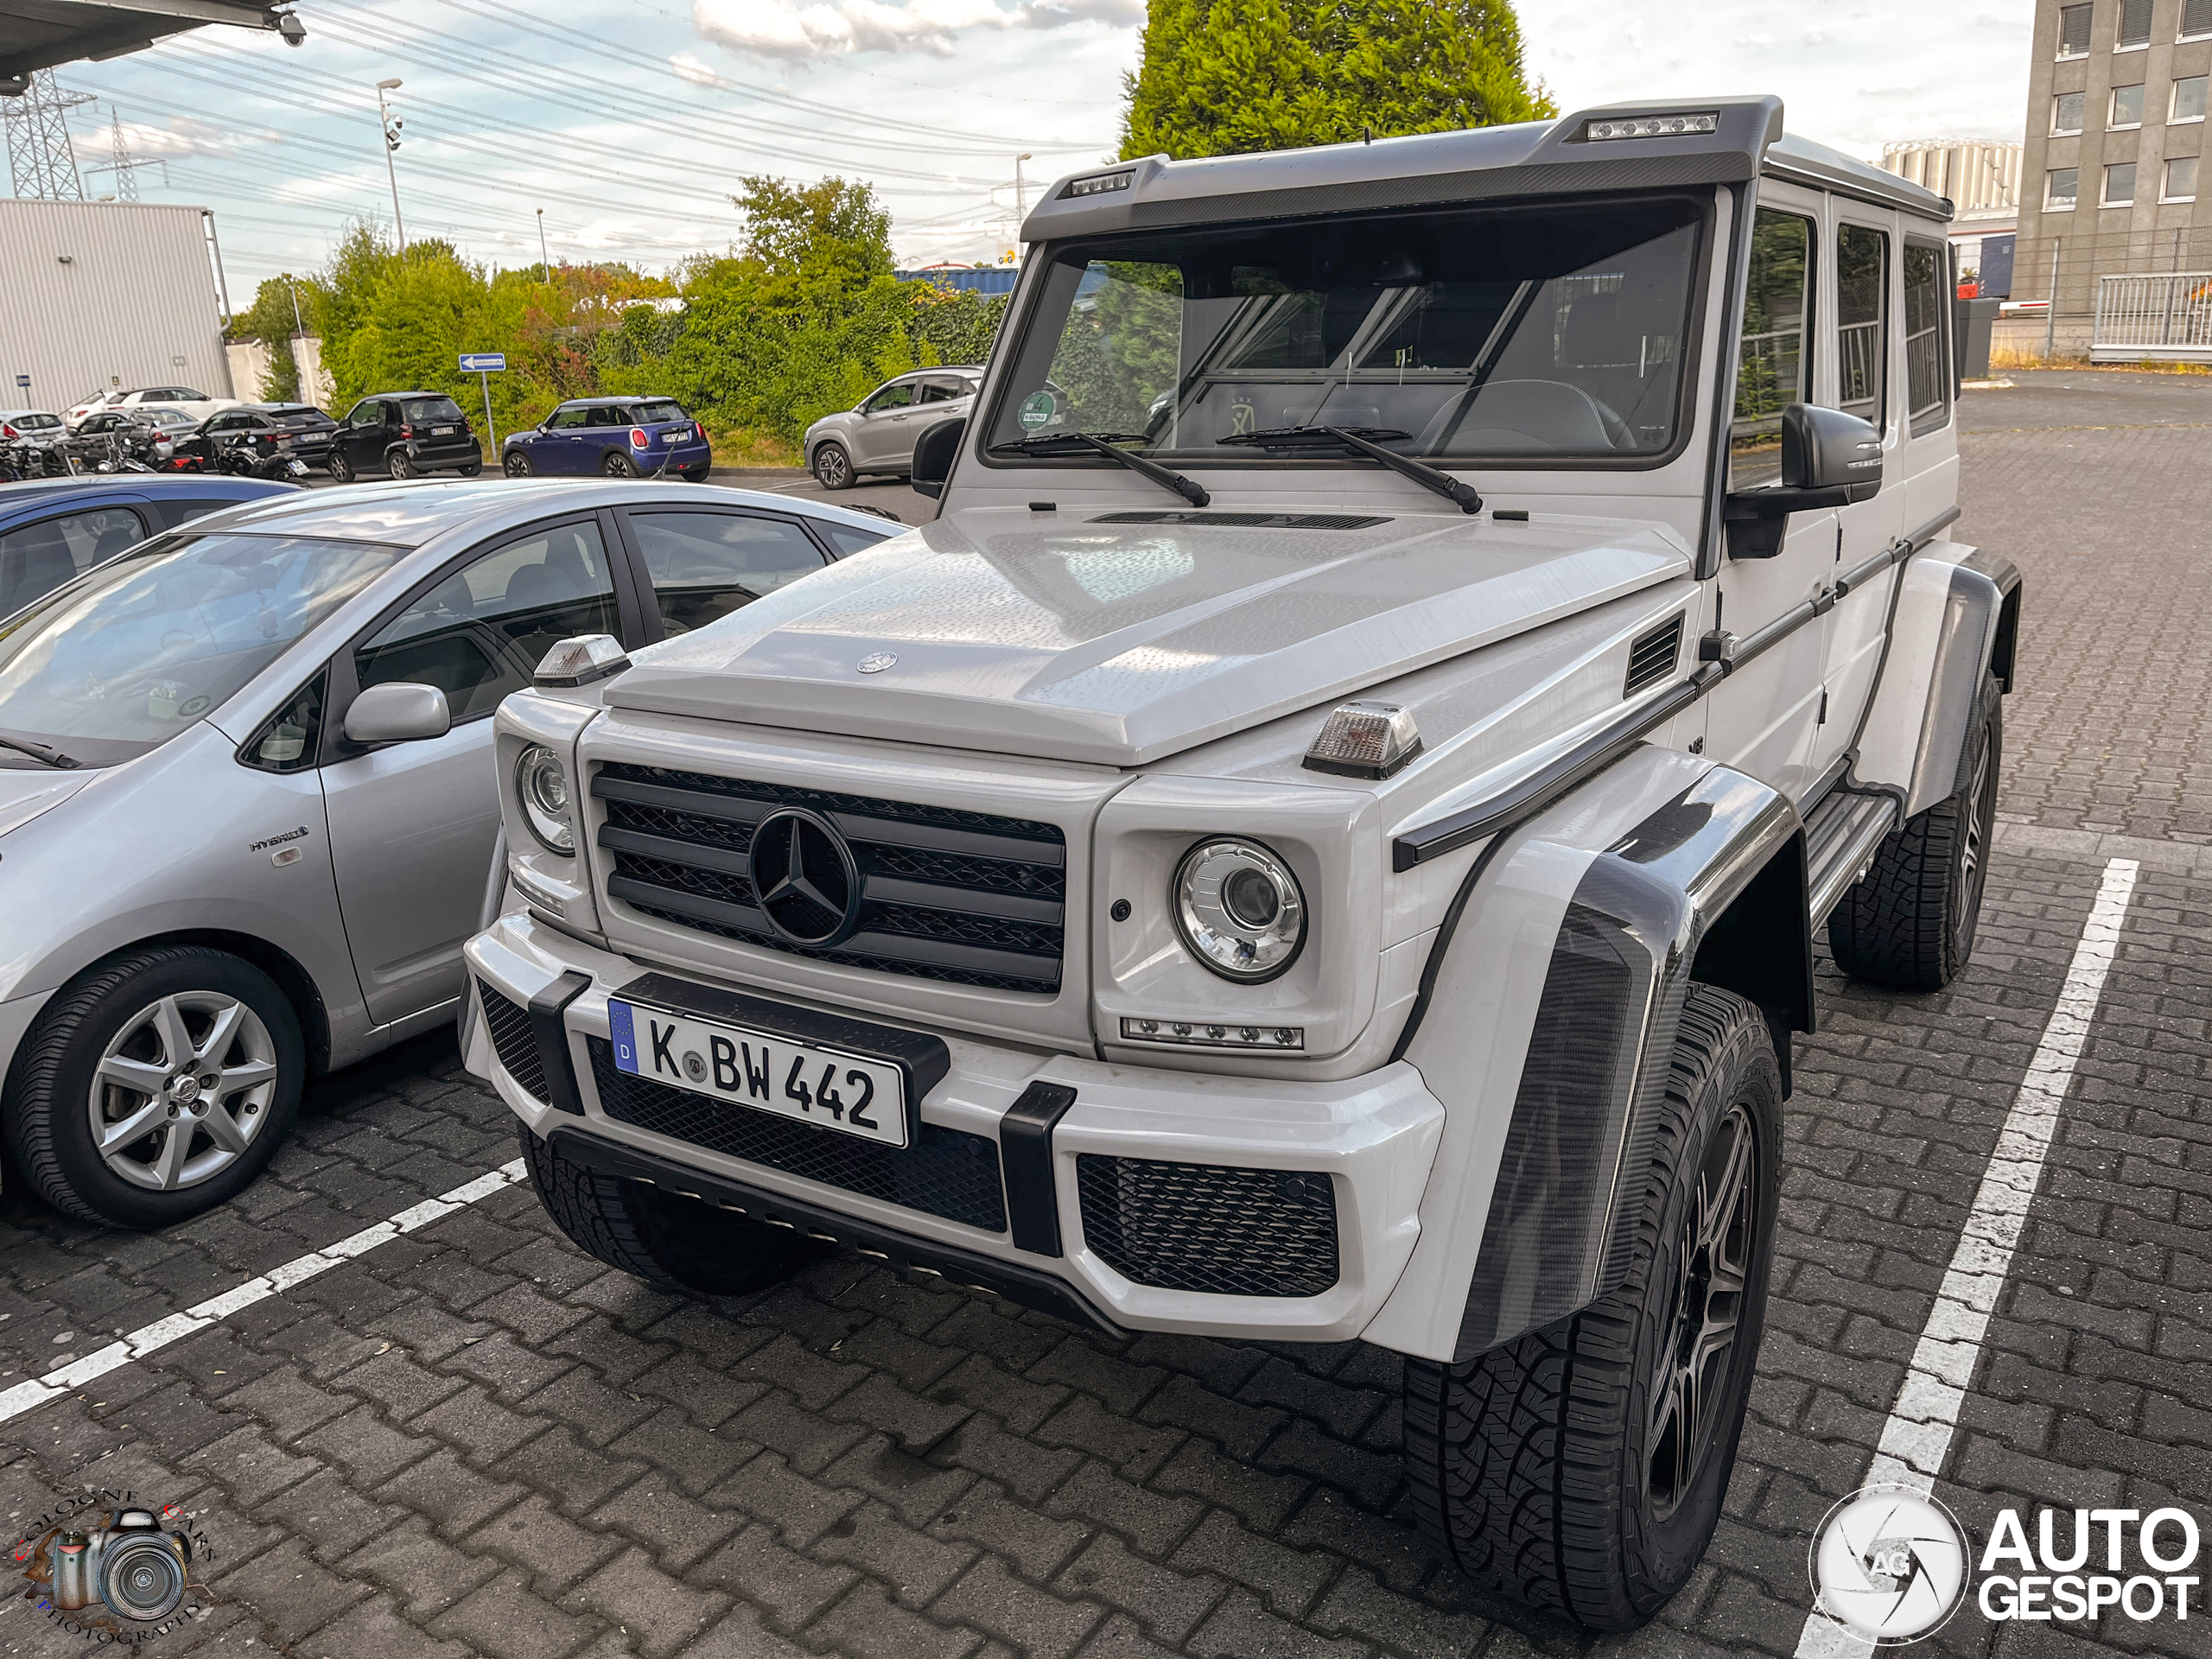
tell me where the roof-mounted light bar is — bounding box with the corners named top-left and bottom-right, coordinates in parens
top-left (1584, 112), bottom-right (1719, 141)
top-left (1062, 170), bottom-right (1134, 199)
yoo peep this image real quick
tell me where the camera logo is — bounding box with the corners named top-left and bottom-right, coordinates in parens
top-left (10, 1490), bottom-right (210, 1642)
top-left (1809, 1484), bottom-right (1971, 1643)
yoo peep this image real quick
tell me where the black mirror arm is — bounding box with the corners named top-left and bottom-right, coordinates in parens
top-left (1722, 481), bottom-right (1879, 559)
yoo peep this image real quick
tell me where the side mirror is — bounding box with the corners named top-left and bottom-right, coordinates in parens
top-left (344, 682), bottom-right (451, 745)
top-left (910, 416), bottom-right (965, 500)
top-left (1724, 404), bottom-right (1882, 558)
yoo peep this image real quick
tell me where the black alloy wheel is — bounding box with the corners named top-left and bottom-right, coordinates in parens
top-left (601, 451), bottom-right (637, 478)
top-left (504, 450), bottom-right (532, 477)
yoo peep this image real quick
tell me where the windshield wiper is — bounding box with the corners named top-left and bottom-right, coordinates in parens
top-left (991, 431), bottom-right (1211, 509)
top-left (0, 734), bottom-right (81, 770)
top-left (1217, 425), bottom-right (1484, 515)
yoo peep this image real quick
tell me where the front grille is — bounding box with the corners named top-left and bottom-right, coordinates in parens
top-left (1624, 613), bottom-right (1685, 696)
top-left (479, 982), bottom-right (548, 1103)
top-left (588, 1038), bottom-right (1007, 1232)
top-left (1089, 510), bottom-right (1390, 530)
top-left (1075, 1154), bottom-right (1339, 1298)
top-left (594, 763), bottom-right (1065, 995)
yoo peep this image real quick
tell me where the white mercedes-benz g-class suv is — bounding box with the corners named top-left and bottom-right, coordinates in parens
top-left (465, 96), bottom-right (2019, 1630)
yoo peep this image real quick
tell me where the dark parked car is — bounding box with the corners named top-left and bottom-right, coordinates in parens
top-left (327, 391), bottom-right (482, 482)
top-left (0, 474), bottom-right (299, 617)
top-left (501, 396), bottom-right (711, 480)
top-left (169, 404), bottom-right (340, 475)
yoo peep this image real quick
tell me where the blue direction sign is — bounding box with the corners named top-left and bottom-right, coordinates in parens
top-left (459, 353), bottom-right (507, 373)
top-left (13, 375), bottom-right (27, 390)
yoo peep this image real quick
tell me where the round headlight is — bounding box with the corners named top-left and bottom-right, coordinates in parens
top-left (1174, 838), bottom-right (1306, 982)
top-left (514, 744), bottom-right (574, 854)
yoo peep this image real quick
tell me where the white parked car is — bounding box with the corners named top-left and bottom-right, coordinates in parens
top-left (66, 387), bottom-right (241, 430)
top-left (467, 96), bottom-right (2019, 1632)
top-left (0, 480), bottom-right (899, 1230)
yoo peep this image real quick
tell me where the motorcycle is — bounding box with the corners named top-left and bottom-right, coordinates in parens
top-left (214, 431), bottom-right (312, 480)
top-left (57, 429), bottom-right (156, 475)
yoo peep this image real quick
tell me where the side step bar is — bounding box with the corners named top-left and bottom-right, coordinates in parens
top-left (1804, 789), bottom-right (1899, 926)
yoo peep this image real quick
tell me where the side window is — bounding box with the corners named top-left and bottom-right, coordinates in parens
top-left (354, 519), bottom-right (619, 723)
top-left (0, 507), bottom-right (149, 613)
top-left (1903, 244), bottom-right (1950, 432)
top-left (1836, 225), bottom-right (1889, 429)
top-left (342, 399), bottom-right (378, 426)
top-left (916, 377), bottom-right (967, 404)
top-left (241, 671), bottom-right (327, 773)
top-left (817, 522), bottom-right (894, 557)
top-left (864, 381), bottom-right (918, 414)
top-left (628, 511), bottom-right (829, 635)
top-left (1730, 208), bottom-right (1814, 492)
top-left (548, 406), bottom-right (589, 430)
top-left (156, 498), bottom-right (244, 531)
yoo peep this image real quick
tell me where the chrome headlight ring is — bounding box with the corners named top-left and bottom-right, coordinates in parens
top-left (514, 743), bottom-right (574, 854)
top-left (1173, 837), bottom-right (1306, 982)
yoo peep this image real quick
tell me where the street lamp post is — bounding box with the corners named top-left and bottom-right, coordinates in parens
top-left (375, 78), bottom-right (406, 254)
top-left (537, 207), bottom-right (550, 280)
top-left (1014, 152), bottom-right (1033, 226)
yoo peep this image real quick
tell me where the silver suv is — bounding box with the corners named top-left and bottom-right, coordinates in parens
top-left (0, 480), bottom-right (896, 1228)
top-left (804, 367), bottom-right (981, 489)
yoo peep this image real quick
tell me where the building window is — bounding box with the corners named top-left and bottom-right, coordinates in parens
top-left (2059, 0), bottom-right (2094, 55)
top-left (2048, 166), bottom-right (2082, 207)
top-left (2055, 91), bottom-right (2088, 133)
top-left (2176, 76), bottom-right (2209, 121)
top-left (2166, 156), bottom-right (2201, 199)
top-left (2119, 0), bottom-right (2153, 45)
top-left (2113, 84), bottom-right (2146, 126)
top-left (2105, 161), bottom-right (2139, 202)
top-left (2185, 0), bottom-right (2212, 36)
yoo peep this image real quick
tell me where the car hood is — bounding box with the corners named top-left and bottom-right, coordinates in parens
top-left (605, 505), bottom-right (1692, 767)
top-left (0, 769), bottom-right (95, 838)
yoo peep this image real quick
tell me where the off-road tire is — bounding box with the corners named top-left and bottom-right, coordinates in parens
top-left (1827, 672), bottom-right (2001, 992)
top-left (327, 452), bottom-right (354, 484)
top-left (811, 442), bottom-right (854, 490)
top-left (518, 1120), bottom-right (829, 1295)
top-left (1403, 983), bottom-right (1782, 1632)
top-left (3, 947), bottom-right (306, 1230)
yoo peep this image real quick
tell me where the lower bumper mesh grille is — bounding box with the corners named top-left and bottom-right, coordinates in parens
top-left (1075, 1154), bottom-right (1339, 1298)
top-left (586, 1038), bottom-right (1007, 1233)
top-left (480, 982), bottom-right (548, 1103)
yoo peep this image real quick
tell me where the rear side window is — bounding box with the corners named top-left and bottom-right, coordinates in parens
top-left (628, 511), bottom-right (828, 635)
top-left (817, 521), bottom-right (894, 557)
top-left (1836, 225), bottom-right (1889, 428)
top-left (1731, 208), bottom-right (1814, 492)
top-left (355, 520), bottom-right (619, 723)
top-left (916, 378), bottom-right (968, 404)
top-left (1902, 244), bottom-right (1950, 432)
top-left (0, 506), bottom-right (148, 614)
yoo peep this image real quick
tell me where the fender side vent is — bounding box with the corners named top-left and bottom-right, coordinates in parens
top-left (1089, 510), bottom-right (1389, 530)
top-left (1624, 613), bottom-right (1685, 696)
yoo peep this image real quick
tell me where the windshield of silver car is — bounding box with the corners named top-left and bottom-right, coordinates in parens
top-left (0, 532), bottom-right (404, 768)
top-left (987, 197), bottom-right (1703, 466)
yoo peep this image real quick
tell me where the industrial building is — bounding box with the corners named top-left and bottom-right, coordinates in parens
top-left (0, 196), bottom-right (236, 413)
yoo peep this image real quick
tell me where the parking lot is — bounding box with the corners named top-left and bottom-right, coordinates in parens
top-left (0, 371), bottom-right (2207, 1658)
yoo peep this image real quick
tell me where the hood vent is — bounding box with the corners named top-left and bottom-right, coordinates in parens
top-left (1089, 510), bottom-right (1390, 530)
top-left (1624, 613), bottom-right (1685, 696)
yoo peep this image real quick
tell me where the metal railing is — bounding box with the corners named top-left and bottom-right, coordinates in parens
top-left (2093, 271), bottom-right (2212, 358)
top-left (1838, 320), bottom-right (1883, 407)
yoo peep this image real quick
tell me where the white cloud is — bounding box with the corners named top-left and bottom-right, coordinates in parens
top-left (692, 0), bottom-right (1141, 62)
top-left (96, 114), bottom-right (269, 160)
top-left (669, 51), bottom-right (730, 87)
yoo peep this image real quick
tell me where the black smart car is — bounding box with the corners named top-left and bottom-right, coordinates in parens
top-left (327, 391), bottom-right (482, 482)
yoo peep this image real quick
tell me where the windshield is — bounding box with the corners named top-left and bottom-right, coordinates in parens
top-left (402, 397), bottom-right (465, 423)
top-left (0, 533), bottom-right (404, 768)
top-left (632, 401), bottom-right (688, 424)
top-left (989, 196), bottom-right (1704, 466)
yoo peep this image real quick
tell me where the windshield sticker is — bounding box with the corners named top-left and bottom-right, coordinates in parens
top-left (1019, 390), bottom-right (1057, 431)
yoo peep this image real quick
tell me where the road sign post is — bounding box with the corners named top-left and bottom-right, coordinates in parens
top-left (459, 353), bottom-right (506, 455)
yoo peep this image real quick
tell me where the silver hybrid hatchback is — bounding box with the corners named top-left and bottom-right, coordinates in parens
top-left (0, 478), bottom-right (898, 1226)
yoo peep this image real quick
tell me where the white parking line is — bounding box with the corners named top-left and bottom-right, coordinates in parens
top-left (0, 1159), bottom-right (527, 1427)
top-left (1794, 857), bottom-right (2140, 1656)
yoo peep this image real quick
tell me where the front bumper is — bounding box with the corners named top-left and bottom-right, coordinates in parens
top-left (464, 911), bottom-right (1444, 1343)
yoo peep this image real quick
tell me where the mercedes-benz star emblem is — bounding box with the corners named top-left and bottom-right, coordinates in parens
top-left (750, 809), bottom-right (861, 946)
top-left (856, 652), bottom-right (897, 674)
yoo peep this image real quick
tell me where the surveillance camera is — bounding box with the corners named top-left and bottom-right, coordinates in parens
top-left (277, 12), bottom-right (306, 45)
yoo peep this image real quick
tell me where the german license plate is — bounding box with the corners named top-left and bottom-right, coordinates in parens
top-left (607, 998), bottom-right (907, 1147)
top-left (433, 425), bottom-right (455, 435)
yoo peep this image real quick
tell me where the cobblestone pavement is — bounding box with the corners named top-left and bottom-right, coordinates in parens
top-left (0, 381), bottom-right (2205, 1658)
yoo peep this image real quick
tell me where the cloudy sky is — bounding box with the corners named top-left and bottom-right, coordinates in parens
top-left (41, 0), bottom-right (2033, 295)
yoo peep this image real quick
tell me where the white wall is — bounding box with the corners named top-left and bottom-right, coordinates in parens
top-left (0, 200), bottom-right (233, 412)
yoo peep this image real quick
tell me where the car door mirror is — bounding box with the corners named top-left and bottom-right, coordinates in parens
top-left (344, 682), bottom-right (452, 744)
top-left (910, 416), bottom-right (965, 499)
top-left (1723, 404), bottom-right (1882, 558)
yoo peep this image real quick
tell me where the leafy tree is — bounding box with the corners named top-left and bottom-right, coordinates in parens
top-left (1120, 0), bottom-right (1554, 160)
top-left (226, 274), bottom-right (324, 401)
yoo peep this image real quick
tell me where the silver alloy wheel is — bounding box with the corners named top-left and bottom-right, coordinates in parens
top-left (88, 991), bottom-right (278, 1192)
top-left (1960, 741), bottom-right (1990, 891)
top-left (814, 443), bottom-right (850, 488)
